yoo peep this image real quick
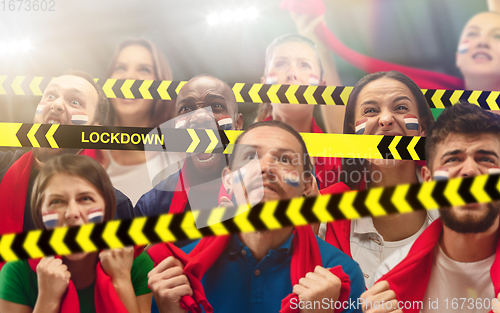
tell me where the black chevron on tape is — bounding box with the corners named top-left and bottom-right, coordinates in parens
top-left (396, 136), bottom-right (412, 160)
top-left (20, 77), bottom-right (32, 95)
top-left (424, 90), bottom-right (436, 108)
top-left (64, 226), bottom-right (84, 253)
top-left (149, 80), bottom-right (162, 100)
top-left (35, 124), bottom-right (51, 148)
top-left (39, 77), bottom-right (52, 94)
top-left (192, 129), bottom-right (210, 154)
top-left (112, 79), bottom-right (125, 99)
top-left (277, 85), bottom-right (289, 104)
top-left (442, 90), bottom-right (455, 107)
top-left (486, 175), bottom-right (500, 200)
top-left (331, 87), bottom-right (345, 106)
top-left (313, 86), bottom-right (326, 104)
top-left (415, 137), bottom-right (426, 160)
top-left (377, 136), bottom-right (394, 160)
top-left (38, 229), bottom-right (57, 257)
top-left (116, 220), bottom-right (135, 247)
top-left (247, 203), bottom-right (266, 229)
top-left (90, 223), bottom-right (109, 250)
top-left (170, 213), bottom-right (189, 241)
top-left (131, 80), bottom-right (144, 99)
top-left (198, 224), bottom-right (216, 238)
top-left (295, 85), bottom-right (308, 104)
top-left (5, 76), bottom-right (15, 95)
top-left (352, 190), bottom-right (371, 218)
top-left (406, 183), bottom-right (423, 210)
top-left (167, 81), bottom-right (180, 100)
top-left (258, 84), bottom-right (271, 103)
top-left (16, 123), bottom-right (32, 148)
top-left (457, 177), bottom-right (475, 203)
top-left (432, 180), bottom-right (452, 208)
top-left (12, 232), bottom-right (30, 260)
top-left (240, 83), bottom-right (253, 103)
top-left (379, 186), bottom-right (398, 214)
top-left (143, 216), bottom-right (162, 244)
top-left (326, 194), bottom-right (345, 220)
top-left (478, 91), bottom-right (491, 110)
top-left (219, 207), bottom-right (240, 234)
top-left (275, 200), bottom-right (294, 227)
top-left (300, 198), bottom-right (321, 223)
top-left (460, 90), bottom-right (473, 102)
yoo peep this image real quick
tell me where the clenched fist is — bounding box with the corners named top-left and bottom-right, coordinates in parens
top-left (293, 266), bottom-right (342, 313)
top-left (148, 256), bottom-right (192, 313)
top-left (360, 281), bottom-right (401, 313)
top-left (36, 257), bottom-right (71, 303)
top-left (99, 246), bottom-right (134, 283)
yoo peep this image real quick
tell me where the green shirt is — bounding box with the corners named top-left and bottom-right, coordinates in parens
top-left (0, 252), bottom-right (154, 313)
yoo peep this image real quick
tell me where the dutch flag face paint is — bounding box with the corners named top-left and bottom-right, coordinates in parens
top-left (36, 104), bottom-right (45, 115)
top-left (88, 208), bottom-right (104, 224)
top-left (355, 118), bottom-right (367, 135)
top-left (283, 171), bottom-right (300, 188)
top-left (217, 115), bottom-right (233, 131)
top-left (433, 167), bottom-right (449, 181)
top-left (404, 114), bottom-right (419, 131)
top-left (488, 167), bottom-right (500, 175)
top-left (175, 117), bottom-right (187, 129)
top-left (309, 75), bottom-right (320, 86)
top-left (458, 41), bottom-right (469, 54)
top-left (42, 211), bottom-right (59, 229)
top-left (71, 113), bottom-right (88, 125)
top-left (265, 74), bottom-right (278, 85)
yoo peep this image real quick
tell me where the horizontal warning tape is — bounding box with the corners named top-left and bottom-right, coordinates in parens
top-left (1, 172), bottom-right (499, 261)
top-left (1, 76), bottom-right (499, 109)
top-left (0, 122), bottom-right (425, 160)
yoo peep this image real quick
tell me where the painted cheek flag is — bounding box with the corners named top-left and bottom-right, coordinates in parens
top-left (355, 118), bottom-right (367, 135)
top-left (232, 167), bottom-right (246, 184)
top-left (88, 208), bottom-right (104, 224)
top-left (283, 171), bottom-right (300, 188)
top-left (433, 167), bottom-right (449, 181)
top-left (404, 114), bottom-right (419, 131)
top-left (265, 74), bottom-right (278, 84)
top-left (175, 117), bottom-right (187, 129)
top-left (217, 115), bottom-right (233, 131)
top-left (458, 41), bottom-right (469, 54)
top-left (42, 211), bottom-right (59, 229)
top-left (489, 167), bottom-right (500, 175)
top-left (36, 104), bottom-right (45, 115)
top-left (308, 75), bottom-right (320, 86)
top-left (71, 113), bottom-right (89, 125)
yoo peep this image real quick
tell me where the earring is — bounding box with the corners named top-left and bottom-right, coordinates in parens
top-left (227, 188), bottom-right (232, 195)
top-left (302, 194), bottom-right (307, 197)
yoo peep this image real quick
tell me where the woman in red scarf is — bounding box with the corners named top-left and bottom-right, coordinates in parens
top-left (0, 155), bottom-right (153, 313)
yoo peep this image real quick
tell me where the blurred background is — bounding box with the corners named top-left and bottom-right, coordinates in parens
top-left (0, 0), bottom-right (488, 125)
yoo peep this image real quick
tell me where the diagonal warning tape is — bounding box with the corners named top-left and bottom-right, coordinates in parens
top-left (1, 173), bottom-right (500, 261)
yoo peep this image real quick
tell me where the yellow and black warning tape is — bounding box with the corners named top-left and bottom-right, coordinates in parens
top-left (1, 76), bottom-right (500, 109)
top-left (1, 172), bottom-right (499, 261)
top-left (0, 122), bottom-right (425, 160)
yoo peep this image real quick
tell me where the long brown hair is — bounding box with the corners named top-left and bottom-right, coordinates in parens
top-left (31, 155), bottom-right (116, 229)
top-left (340, 71), bottom-right (435, 189)
top-left (106, 38), bottom-right (174, 127)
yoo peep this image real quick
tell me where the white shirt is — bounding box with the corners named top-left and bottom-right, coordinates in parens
top-left (420, 245), bottom-right (495, 313)
top-left (106, 151), bottom-right (184, 205)
top-left (352, 211), bottom-right (439, 287)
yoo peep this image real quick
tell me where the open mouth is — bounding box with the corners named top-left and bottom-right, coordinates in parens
top-left (45, 116), bottom-right (62, 124)
top-left (472, 52), bottom-right (492, 61)
top-left (194, 153), bottom-right (215, 163)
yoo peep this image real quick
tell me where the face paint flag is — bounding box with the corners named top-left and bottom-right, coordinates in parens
top-left (265, 74), bottom-right (278, 84)
top-left (71, 113), bottom-right (89, 125)
top-left (36, 104), bottom-right (45, 115)
top-left (233, 167), bottom-right (246, 184)
top-left (175, 116), bottom-right (187, 129)
top-left (88, 208), bottom-right (104, 224)
top-left (309, 75), bottom-right (320, 86)
top-left (217, 114), bottom-right (233, 131)
top-left (42, 211), bottom-right (59, 229)
top-left (403, 114), bottom-right (419, 131)
top-left (489, 167), bottom-right (500, 175)
top-left (283, 171), bottom-right (300, 188)
top-left (434, 167), bottom-right (449, 181)
top-left (458, 41), bottom-right (469, 54)
top-left (355, 118), bottom-right (367, 135)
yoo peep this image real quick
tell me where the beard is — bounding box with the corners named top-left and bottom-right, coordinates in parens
top-left (32, 147), bottom-right (81, 163)
top-left (439, 202), bottom-right (500, 234)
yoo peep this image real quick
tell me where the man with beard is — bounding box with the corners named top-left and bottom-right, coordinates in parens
top-left (147, 120), bottom-right (365, 313)
top-left (134, 74), bottom-right (243, 217)
top-left (0, 70), bottom-right (134, 235)
top-left (360, 102), bottom-right (500, 313)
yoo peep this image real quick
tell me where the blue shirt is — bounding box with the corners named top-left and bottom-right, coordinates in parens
top-left (152, 234), bottom-right (364, 313)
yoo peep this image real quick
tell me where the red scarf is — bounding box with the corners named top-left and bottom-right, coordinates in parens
top-left (318, 183), bottom-right (353, 258)
top-left (0, 150), bottom-right (98, 235)
top-left (279, 0), bottom-right (464, 90)
top-left (169, 165), bottom-right (190, 214)
top-left (378, 218), bottom-right (500, 313)
top-left (148, 226), bottom-right (351, 313)
top-left (27, 247), bottom-right (144, 313)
